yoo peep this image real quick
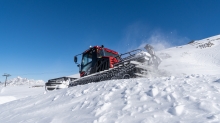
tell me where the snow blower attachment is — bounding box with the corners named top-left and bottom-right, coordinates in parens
top-left (69, 44), bottom-right (161, 86)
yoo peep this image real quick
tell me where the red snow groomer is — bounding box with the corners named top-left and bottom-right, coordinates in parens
top-left (70, 44), bottom-right (161, 86)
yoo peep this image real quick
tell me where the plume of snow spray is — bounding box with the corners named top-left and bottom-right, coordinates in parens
top-left (138, 32), bottom-right (172, 51)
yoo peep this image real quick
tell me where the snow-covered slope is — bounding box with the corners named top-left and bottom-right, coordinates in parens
top-left (0, 77), bottom-right (45, 104)
top-left (158, 35), bottom-right (220, 75)
top-left (0, 86), bottom-right (45, 105)
top-left (1, 75), bottom-right (220, 123)
top-left (0, 35), bottom-right (220, 123)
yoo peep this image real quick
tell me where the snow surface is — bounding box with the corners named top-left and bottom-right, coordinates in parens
top-left (0, 35), bottom-right (220, 123)
top-left (157, 35), bottom-right (220, 76)
top-left (0, 86), bottom-right (44, 105)
top-left (0, 77), bottom-right (45, 104)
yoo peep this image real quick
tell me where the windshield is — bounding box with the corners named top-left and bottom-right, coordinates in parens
top-left (81, 50), bottom-right (94, 72)
top-left (82, 50), bottom-right (93, 65)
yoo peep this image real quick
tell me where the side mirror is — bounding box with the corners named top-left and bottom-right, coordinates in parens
top-left (74, 56), bottom-right (77, 63)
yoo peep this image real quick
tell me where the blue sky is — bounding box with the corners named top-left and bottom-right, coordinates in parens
top-left (0, 0), bottom-right (220, 82)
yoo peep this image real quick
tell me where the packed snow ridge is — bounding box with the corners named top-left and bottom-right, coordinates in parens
top-left (0, 34), bottom-right (220, 123)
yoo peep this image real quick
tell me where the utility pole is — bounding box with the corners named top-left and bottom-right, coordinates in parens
top-left (3, 73), bottom-right (11, 87)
